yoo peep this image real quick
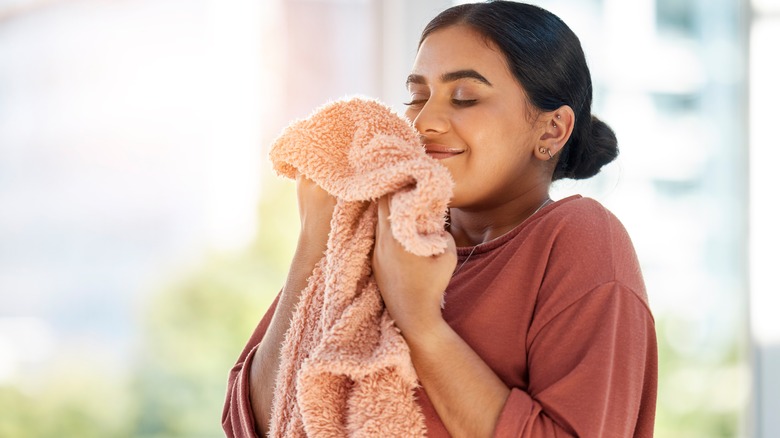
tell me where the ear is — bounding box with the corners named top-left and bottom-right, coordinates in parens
top-left (534, 105), bottom-right (575, 161)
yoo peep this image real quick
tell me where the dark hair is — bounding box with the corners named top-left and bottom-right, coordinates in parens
top-left (420, 1), bottom-right (618, 180)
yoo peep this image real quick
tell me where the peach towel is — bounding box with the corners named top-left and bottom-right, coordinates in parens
top-left (267, 97), bottom-right (453, 437)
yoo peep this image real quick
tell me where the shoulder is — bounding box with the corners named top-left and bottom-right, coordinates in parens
top-left (546, 195), bottom-right (619, 235)
top-left (531, 195), bottom-right (649, 308)
top-left (543, 197), bottom-right (637, 268)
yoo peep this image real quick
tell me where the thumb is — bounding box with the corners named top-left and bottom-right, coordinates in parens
top-left (439, 231), bottom-right (459, 273)
top-left (444, 231), bottom-right (457, 254)
top-left (376, 195), bottom-right (391, 234)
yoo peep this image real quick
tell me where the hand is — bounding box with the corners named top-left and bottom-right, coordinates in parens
top-left (372, 196), bottom-right (457, 335)
top-left (296, 174), bottom-right (337, 257)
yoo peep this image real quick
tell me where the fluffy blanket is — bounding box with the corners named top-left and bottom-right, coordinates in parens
top-left (267, 97), bottom-right (453, 437)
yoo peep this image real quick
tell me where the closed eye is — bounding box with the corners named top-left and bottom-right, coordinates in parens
top-left (403, 98), bottom-right (427, 107)
top-left (452, 99), bottom-right (477, 107)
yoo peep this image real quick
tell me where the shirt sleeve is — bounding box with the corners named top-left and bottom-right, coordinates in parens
top-left (493, 282), bottom-right (657, 438)
top-left (222, 294), bottom-right (281, 438)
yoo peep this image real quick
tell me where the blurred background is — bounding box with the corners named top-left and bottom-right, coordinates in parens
top-left (0, 0), bottom-right (776, 436)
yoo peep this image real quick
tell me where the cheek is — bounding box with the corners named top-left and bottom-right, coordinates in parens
top-left (467, 128), bottom-right (531, 177)
top-left (490, 115), bottom-right (537, 158)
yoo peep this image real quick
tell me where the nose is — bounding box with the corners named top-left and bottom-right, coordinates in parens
top-left (408, 99), bottom-right (450, 135)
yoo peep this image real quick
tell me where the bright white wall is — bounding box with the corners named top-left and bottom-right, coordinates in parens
top-left (749, 1), bottom-right (780, 435)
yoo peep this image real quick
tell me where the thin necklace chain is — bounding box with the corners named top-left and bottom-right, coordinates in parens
top-left (452, 197), bottom-right (553, 276)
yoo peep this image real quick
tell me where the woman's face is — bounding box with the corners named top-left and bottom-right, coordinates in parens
top-left (405, 25), bottom-right (545, 209)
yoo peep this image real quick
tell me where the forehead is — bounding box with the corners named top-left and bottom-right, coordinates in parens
top-left (411, 25), bottom-right (512, 80)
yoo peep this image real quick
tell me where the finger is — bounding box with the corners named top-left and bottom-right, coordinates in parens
top-left (442, 231), bottom-right (458, 272)
top-left (444, 231), bottom-right (457, 255)
top-left (372, 196), bottom-right (388, 271)
top-left (376, 195), bottom-right (390, 233)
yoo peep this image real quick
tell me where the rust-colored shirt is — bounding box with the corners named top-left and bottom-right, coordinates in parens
top-left (223, 195), bottom-right (657, 437)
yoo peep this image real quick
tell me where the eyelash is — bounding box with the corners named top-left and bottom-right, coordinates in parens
top-left (403, 98), bottom-right (478, 107)
top-left (453, 99), bottom-right (477, 107)
top-left (403, 99), bottom-right (426, 107)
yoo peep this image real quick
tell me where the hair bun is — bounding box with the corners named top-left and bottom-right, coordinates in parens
top-left (559, 115), bottom-right (619, 180)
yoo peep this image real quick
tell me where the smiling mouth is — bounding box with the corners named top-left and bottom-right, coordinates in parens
top-left (424, 143), bottom-right (464, 159)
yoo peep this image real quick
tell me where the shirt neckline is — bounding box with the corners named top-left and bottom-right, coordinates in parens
top-left (455, 194), bottom-right (582, 258)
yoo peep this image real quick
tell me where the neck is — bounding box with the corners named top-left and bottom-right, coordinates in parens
top-left (448, 189), bottom-right (551, 247)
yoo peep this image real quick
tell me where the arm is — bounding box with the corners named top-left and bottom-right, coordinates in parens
top-left (223, 176), bottom-right (336, 437)
top-left (372, 197), bottom-right (506, 437)
top-left (223, 294), bottom-right (279, 437)
top-left (372, 199), bottom-right (657, 437)
top-left (404, 319), bottom-right (511, 438)
top-left (248, 235), bottom-right (328, 436)
top-left (507, 282), bottom-right (657, 438)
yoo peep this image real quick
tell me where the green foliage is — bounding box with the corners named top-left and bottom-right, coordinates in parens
top-left (654, 315), bottom-right (749, 437)
top-left (131, 176), bottom-right (297, 437)
top-left (0, 360), bottom-right (135, 438)
top-left (132, 252), bottom-right (282, 437)
top-left (0, 175), bottom-right (298, 438)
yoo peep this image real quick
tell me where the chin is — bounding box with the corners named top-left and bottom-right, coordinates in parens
top-left (446, 192), bottom-right (465, 209)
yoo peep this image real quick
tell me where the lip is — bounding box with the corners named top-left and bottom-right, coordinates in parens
top-left (423, 143), bottom-right (465, 159)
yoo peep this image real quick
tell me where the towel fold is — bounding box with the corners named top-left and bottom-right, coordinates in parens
top-left (267, 97), bottom-right (453, 437)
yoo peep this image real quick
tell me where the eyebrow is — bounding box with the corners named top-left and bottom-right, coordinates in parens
top-left (406, 69), bottom-right (493, 88)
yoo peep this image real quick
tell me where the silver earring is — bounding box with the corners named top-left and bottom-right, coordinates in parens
top-left (552, 121), bottom-right (557, 128)
top-left (539, 147), bottom-right (553, 159)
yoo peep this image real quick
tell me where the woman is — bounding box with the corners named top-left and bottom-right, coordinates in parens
top-left (224, 2), bottom-right (657, 437)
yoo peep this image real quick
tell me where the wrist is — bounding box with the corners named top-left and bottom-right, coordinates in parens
top-left (398, 313), bottom-right (449, 352)
top-left (295, 230), bottom-right (329, 260)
